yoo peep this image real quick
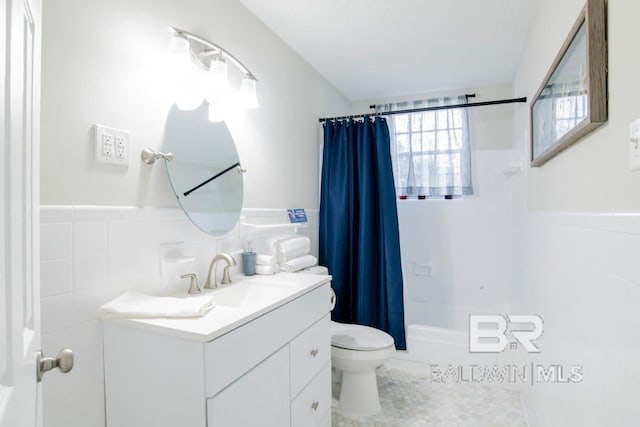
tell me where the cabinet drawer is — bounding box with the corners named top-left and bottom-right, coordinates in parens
top-left (290, 314), bottom-right (330, 398)
top-left (291, 362), bottom-right (331, 427)
top-left (207, 346), bottom-right (290, 427)
top-left (205, 284), bottom-right (329, 397)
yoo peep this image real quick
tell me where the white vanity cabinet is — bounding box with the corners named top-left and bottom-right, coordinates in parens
top-left (103, 275), bottom-right (331, 427)
top-left (206, 345), bottom-right (291, 426)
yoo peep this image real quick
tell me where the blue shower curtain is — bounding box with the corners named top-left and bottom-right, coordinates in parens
top-left (319, 117), bottom-right (406, 350)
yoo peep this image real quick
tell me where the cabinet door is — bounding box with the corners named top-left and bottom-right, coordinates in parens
top-left (291, 362), bottom-right (331, 427)
top-left (207, 346), bottom-right (290, 427)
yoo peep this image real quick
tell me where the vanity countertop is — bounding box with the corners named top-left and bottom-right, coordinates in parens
top-left (104, 273), bottom-right (331, 343)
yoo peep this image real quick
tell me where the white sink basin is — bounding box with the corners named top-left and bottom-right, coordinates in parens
top-left (109, 273), bottom-right (330, 342)
top-left (209, 281), bottom-right (292, 309)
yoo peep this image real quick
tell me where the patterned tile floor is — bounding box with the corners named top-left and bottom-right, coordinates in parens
top-left (332, 367), bottom-right (527, 427)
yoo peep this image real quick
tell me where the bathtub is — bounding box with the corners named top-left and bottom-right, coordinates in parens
top-left (387, 323), bottom-right (503, 373)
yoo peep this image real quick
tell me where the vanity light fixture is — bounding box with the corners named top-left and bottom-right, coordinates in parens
top-left (167, 27), bottom-right (259, 122)
top-left (238, 75), bottom-right (259, 109)
top-left (206, 55), bottom-right (230, 100)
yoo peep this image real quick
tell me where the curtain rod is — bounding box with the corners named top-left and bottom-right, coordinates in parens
top-left (368, 93), bottom-right (477, 110)
top-left (318, 96), bottom-right (527, 123)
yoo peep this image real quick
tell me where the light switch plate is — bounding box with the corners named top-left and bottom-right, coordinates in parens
top-left (630, 119), bottom-right (640, 172)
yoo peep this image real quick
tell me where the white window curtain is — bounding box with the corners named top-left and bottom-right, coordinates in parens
top-left (376, 96), bottom-right (473, 197)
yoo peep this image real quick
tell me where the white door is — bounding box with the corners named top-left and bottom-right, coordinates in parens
top-left (0, 0), bottom-right (44, 425)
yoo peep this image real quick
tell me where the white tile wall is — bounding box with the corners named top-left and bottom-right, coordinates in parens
top-left (397, 150), bottom-right (513, 330)
top-left (512, 212), bottom-right (640, 426)
top-left (41, 223), bottom-right (72, 261)
top-left (41, 293), bottom-right (74, 335)
top-left (41, 204), bottom-right (640, 425)
top-left (40, 205), bottom-right (319, 427)
top-left (41, 260), bottom-right (73, 298)
top-left (72, 222), bottom-right (107, 259)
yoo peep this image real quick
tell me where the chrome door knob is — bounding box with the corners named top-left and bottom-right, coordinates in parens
top-left (36, 348), bottom-right (74, 382)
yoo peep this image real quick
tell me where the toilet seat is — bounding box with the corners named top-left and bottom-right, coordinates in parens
top-left (331, 321), bottom-right (394, 351)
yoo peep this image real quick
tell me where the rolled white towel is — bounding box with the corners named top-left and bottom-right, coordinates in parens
top-left (256, 254), bottom-right (277, 266)
top-left (279, 254), bottom-right (318, 272)
top-left (255, 264), bottom-right (280, 275)
top-left (274, 236), bottom-right (311, 262)
top-left (99, 291), bottom-right (216, 320)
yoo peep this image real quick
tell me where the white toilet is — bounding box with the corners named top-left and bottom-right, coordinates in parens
top-left (330, 321), bottom-right (395, 416)
top-left (299, 266), bottom-right (396, 416)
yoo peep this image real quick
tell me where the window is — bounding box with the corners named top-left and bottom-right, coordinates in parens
top-left (554, 94), bottom-right (588, 141)
top-left (382, 96), bottom-right (473, 198)
top-left (532, 81), bottom-right (590, 161)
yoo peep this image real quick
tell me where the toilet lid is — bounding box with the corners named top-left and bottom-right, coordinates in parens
top-left (331, 321), bottom-right (395, 351)
top-left (299, 266), bottom-right (329, 275)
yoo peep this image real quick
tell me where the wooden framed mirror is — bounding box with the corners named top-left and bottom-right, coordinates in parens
top-left (530, 0), bottom-right (607, 167)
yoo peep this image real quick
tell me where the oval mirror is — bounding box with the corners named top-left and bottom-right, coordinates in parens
top-left (163, 103), bottom-right (243, 235)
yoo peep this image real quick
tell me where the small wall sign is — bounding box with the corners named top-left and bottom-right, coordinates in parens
top-left (287, 209), bottom-right (307, 223)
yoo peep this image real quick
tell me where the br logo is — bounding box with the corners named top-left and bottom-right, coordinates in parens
top-left (469, 315), bottom-right (543, 353)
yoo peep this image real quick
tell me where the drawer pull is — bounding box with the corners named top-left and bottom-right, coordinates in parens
top-left (310, 348), bottom-right (319, 357)
top-left (311, 401), bottom-right (319, 411)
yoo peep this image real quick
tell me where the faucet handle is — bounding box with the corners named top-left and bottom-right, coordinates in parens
top-left (221, 266), bottom-right (232, 285)
top-left (181, 274), bottom-right (201, 294)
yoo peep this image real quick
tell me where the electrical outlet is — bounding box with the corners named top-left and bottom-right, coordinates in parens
top-left (114, 133), bottom-right (129, 161)
top-left (95, 124), bottom-right (130, 166)
top-left (630, 119), bottom-right (640, 172)
top-left (102, 133), bottom-right (114, 157)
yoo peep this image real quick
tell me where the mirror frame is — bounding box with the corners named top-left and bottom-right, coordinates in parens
top-left (530, 0), bottom-right (607, 167)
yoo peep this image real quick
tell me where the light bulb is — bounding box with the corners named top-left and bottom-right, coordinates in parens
top-left (205, 55), bottom-right (230, 103)
top-left (167, 35), bottom-right (190, 60)
top-left (175, 62), bottom-right (204, 111)
top-left (239, 75), bottom-right (259, 109)
top-left (166, 36), bottom-right (191, 83)
top-left (167, 35), bottom-right (203, 110)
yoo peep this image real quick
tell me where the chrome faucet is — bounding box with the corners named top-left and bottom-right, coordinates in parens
top-left (204, 253), bottom-right (237, 289)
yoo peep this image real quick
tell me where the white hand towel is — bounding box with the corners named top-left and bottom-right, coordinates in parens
top-left (255, 264), bottom-right (280, 275)
top-left (279, 255), bottom-right (317, 272)
top-left (256, 254), bottom-right (277, 266)
top-left (274, 236), bottom-right (311, 262)
top-left (99, 291), bottom-right (216, 320)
